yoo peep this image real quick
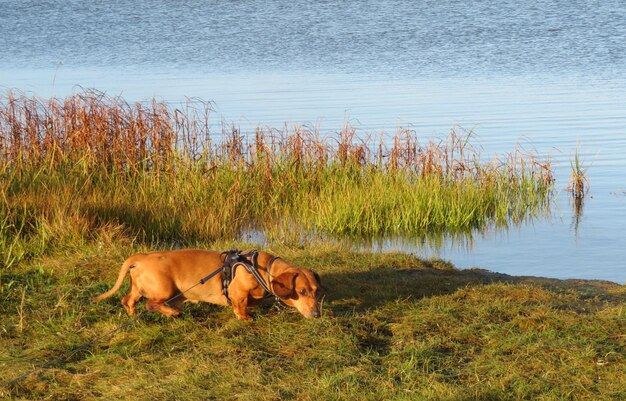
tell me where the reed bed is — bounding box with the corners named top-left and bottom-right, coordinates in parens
top-left (0, 90), bottom-right (554, 268)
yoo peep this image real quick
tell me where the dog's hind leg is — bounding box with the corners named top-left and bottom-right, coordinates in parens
top-left (122, 290), bottom-right (142, 316)
top-left (121, 276), bottom-right (142, 316)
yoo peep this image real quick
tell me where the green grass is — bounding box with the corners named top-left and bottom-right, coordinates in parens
top-left (0, 91), bottom-right (555, 269)
top-left (2, 90), bottom-right (616, 400)
top-left (1, 243), bottom-right (625, 400)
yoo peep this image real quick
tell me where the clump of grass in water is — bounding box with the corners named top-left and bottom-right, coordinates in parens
top-left (569, 147), bottom-right (589, 200)
top-left (568, 147), bottom-right (590, 233)
top-left (0, 90), bottom-right (556, 267)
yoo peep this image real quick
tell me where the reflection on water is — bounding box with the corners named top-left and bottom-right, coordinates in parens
top-left (243, 195), bottom-right (555, 263)
top-left (570, 196), bottom-right (584, 238)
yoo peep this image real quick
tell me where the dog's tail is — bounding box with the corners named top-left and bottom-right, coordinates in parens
top-left (93, 258), bottom-right (136, 302)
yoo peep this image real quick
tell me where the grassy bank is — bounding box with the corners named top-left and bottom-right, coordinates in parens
top-left (0, 91), bottom-right (553, 269)
top-left (3, 90), bottom-right (614, 400)
top-left (1, 243), bottom-right (625, 400)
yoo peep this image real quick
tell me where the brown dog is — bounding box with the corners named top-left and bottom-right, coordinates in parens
top-left (94, 249), bottom-right (321, 320)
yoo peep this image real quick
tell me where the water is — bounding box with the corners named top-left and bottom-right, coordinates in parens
top-left (2, 0), bottom-right (625, 282)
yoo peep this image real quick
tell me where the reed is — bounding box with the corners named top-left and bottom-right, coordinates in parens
top-left (0, 90), bottom-right (555, 268)
top-left (569, 147), bottom-right (589, 199)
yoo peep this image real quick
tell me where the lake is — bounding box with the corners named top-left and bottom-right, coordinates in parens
top-left (1, 0), bottom-right (625, 282)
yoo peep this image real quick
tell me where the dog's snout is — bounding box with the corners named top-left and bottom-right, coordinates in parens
top-left (303, 305), bottom-right (321, 319)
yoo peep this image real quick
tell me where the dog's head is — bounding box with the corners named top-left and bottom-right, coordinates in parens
top-left (270, 268), bottom-right (322, 318)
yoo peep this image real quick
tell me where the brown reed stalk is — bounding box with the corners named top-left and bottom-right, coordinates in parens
top-left (0, 89), bottom-right (556, 196)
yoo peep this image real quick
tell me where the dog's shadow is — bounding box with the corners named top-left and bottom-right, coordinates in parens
top-left (317, 262), bottom-right (507, 315)
top-left (315, 260), bottom-right (620, 315)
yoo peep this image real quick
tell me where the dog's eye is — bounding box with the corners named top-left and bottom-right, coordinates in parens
top-left (299, 289), bottom-right (307, 296)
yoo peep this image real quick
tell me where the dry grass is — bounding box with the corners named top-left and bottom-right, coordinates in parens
top-left (1, 90), bottom-right (555, 270)
top-left (0, 90), bottom-right (553, 180)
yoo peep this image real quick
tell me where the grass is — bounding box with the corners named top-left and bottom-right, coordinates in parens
top-left (0, 90), bottom-right (554, 269)
top-left (568, 148), bottom-right (590, 232)
top-left (568, 147), bottom-right (589, 200)
top-left (2, 90), bottom-right (617, 400)
top-left (1, 243), bottom-right (625, 400)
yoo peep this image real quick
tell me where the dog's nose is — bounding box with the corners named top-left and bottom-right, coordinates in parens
top-left (312, 309), bottom-right (321, 318)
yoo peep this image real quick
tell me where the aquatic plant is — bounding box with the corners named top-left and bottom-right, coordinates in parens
top-left (0, 90), bottom-right (555, 268)
top-left (569, 147), bottom-right (589, 199)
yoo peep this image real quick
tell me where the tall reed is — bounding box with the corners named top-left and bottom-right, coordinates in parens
top-left (0, 90), bottom-right (555, 268)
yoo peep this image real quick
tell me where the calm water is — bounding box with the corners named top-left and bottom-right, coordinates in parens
top-left (2, 0), bottom-right (626, 282)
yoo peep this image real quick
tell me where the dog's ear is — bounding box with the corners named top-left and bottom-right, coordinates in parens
top-left (312, 270), bottom-right (328, 292)
top-left (271, 272), bottom-right (298, 299)
top-left (313, 271), bottom-right (321, 286)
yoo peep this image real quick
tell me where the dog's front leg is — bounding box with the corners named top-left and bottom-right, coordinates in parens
top-left (230, 295), bottom-right (253, 321)
top-left (146, 299), bottom-right (181, 317)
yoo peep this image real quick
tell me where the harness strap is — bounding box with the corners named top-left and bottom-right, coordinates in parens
top-left (264, 255), bottom-right (283, 308)
top-left (220, 249), bottom-right (242, 305)
top-left (265, 255), bottom-right (281, 287)
top-left (241, 253), bottom-right (273, 295)
top-left (219, 249), bottom-right (284, 306)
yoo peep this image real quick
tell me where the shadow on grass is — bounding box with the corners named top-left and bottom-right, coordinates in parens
top-left (86, 205), bottom-right (204, 244)
top-left (318, 262), bottom-right (623, 315)
top-left (319, 265), bottom-right (503, 314)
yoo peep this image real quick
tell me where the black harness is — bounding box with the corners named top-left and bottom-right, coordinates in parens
top-left (219, 249), bottom-right (282, 305)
